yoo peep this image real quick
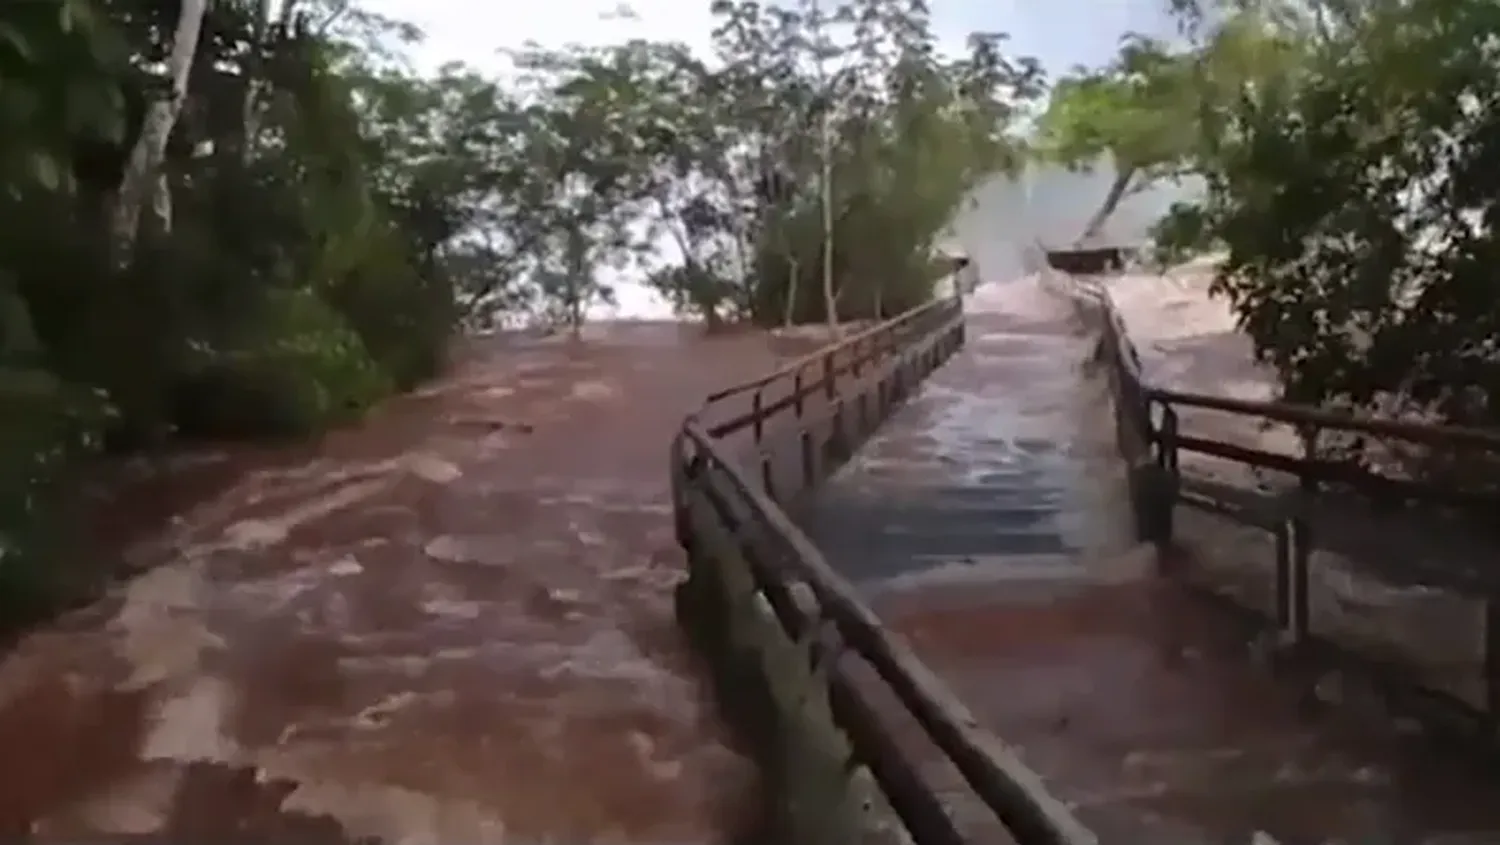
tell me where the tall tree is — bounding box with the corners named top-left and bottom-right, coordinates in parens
top-left (1034, 36), bottom-right (1201, 244)
top-left (110, 0), bottom-right (208, 256)
top-left (0, 0), bottom-right (1043, 620)
top-left (1154, 0), bottom-right (1500, 434)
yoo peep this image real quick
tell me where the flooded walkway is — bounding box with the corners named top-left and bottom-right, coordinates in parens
top-left (801, 278), bottom-right (1500, 843)
top-left (0, 323), bottom-right (821, 843)
top-left (796, 278), bottom-right (1132, 592)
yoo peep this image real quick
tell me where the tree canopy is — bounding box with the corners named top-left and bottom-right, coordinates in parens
top-left (1039, 0), bottom-right (1500, 452)
top-left (22, 0), bottom-right (1495, 622)
top-left (0, 0), bottom-right (1040, 620)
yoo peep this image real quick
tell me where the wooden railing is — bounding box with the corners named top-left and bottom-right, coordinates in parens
top-left (1041, 251), bottom-right (1500, 730)
top-left (669, 279), bottom-right (1096, 845)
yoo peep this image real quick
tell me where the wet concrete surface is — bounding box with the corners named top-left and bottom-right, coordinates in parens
top-left (0, 322), bottom-right (824, 844)
top-left (802, 279), bottom-right (1500, 843)
top-left (795, 279), bottom-right (1132, 590)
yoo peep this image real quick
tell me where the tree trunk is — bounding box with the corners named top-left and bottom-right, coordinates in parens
top-left (782, 255), bottom-right (799, 327)
top-left (1078, 165), bottom-right (1136, 246)
top-left (819, 135), bottom-right (838, 335)
top-left (809, 0), bottom-right (839, 337)
top-left (111, 0), bottom-right (208, 261)
top-left (565, 223), bottom-right (588, 339)
top-left (150, 172), bottom-right (172, 237)
top-left (238, 0), bottom-right (276, 162)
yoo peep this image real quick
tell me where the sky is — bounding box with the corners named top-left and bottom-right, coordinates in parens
top-left (353, 0), bottom-right (1184, 316)
top-left (359, 0), bottom-right (1179, 84)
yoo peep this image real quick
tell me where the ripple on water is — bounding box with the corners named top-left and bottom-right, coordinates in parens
top-left (421, 535), bottom-right (516, 567)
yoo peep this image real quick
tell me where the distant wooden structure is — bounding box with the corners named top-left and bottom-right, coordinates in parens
top-left (1043, 246), bottom-right (1127, 276)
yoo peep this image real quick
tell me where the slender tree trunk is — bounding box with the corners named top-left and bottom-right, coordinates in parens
top-left (111, 0), bottom-right (208, 261)
top-left (820, 143), bottom-right (837, 334)
top-left (565, 223), bottom-right (588, 339)
top-left (809, 0), bottom-right (839, 337)
top-left (150, 173), bottom-right (173, 236)
top-left (1078, 165), bottom-right (1136, 246)
top-left (782, 254), bottom-right (799, 327)
top-left (238, 0), bottom-right (276, 162)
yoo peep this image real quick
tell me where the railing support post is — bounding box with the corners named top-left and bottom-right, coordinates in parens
top-left (1485, 598), bottom-right (1500, 723)
top-left (752, 390), bottom-right (765, 444)
top-left (1152, 405), bottom-right (1180, 544)
top-left (672, 442), bottom-right (701, 551)
top-left (1282, 427), bottom-right (1320, 647)
top-left (801, 429), bottom-right (816, 491)
top-left (1273, 514), bottom-right (1292, 631)
top-left (1286, 507), bottom-right (1311, 646)
top-left (1132, 402), bottom-right (1178, 545)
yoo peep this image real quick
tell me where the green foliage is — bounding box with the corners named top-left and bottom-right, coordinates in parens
top-left (0, 0), bottom-right (1042, 628)
top-left (609, 0), bottom-right (1042, 326)
top-left (1153, 0), bottom-right (1500, 432)
top-left (1038, 42), bottom-right (1191, 173)
top-left (175, 290), bottom-right (391, 438)
top-left (0, 0), bottom-right (465, 619)
top-left (1035, 8), bottom-right (1304, 243)
top-left (1035, 35), bottom-right (1206, 242)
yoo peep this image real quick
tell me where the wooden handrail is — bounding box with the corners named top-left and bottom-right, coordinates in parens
top-left (700, 295), bottom-right (956, 405)
top-left (670, 280), bottom-right (1099, 845)
top-left (1044, 251), bottom-right (1500, 455)
top-left (1147, 386), bottom-right (1500, 451)
top-left (1046, 252), bottom-right (1500, 729)
top-left (680, 421), bottom-right (1098, 845)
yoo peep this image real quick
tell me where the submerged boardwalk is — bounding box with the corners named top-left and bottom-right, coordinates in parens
top-left (797, 280), bottom-right (1129, 587)
top-left (797, 278), bottom-right (1500, 843)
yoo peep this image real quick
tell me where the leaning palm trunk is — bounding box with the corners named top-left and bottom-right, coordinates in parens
top-left (782, 254), bottom-right (800, 327)
top-left (1077, 165), bottom-right (1136, 246)
top-left (111, 0), bottom-right (208, 260)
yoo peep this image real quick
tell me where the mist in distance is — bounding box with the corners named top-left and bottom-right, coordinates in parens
top-left (944, 160), bottom-right (1204, 282)
top-left (602, 159), bottom-right (1204, 320)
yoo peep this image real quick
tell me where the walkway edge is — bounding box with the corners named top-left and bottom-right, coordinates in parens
top-left (1038, 247), bottom-right (1500, 746)
top-left (669, 286), bottom-right (1099, 845)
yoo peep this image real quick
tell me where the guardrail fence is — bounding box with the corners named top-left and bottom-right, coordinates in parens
top-left (1041, 248), bottom-right (1500, 736)
top-left (669, 280), bottom-right (1095, 845)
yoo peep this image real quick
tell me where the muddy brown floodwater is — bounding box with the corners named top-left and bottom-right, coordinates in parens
top-left (809, 277), bottom-right (1500, 844)
top-left (0, 322), bottom-right (823, 844)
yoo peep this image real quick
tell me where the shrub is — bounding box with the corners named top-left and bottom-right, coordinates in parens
top-left (172, 289), bottom-right (391, 439)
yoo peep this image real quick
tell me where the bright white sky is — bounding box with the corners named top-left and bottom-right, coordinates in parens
top-left (358, 0), bottom-right (1178, 81)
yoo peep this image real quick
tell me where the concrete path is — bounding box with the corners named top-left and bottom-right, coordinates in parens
top-left (801, 278), bottom-right (1500, 843)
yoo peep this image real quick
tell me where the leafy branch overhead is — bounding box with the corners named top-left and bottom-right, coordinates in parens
top-left (1033, 34), bottom-right (1206, 244)
top-left (1052, 0), bottom-right (1500, 454)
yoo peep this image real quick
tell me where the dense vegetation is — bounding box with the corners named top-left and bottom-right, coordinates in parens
top-left (13, 0), bottom-right (1494, 622)
top-left (1038, 0), bottom-right (1500, 442)
top-left (0, 0), bottom-right (1038, 619)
